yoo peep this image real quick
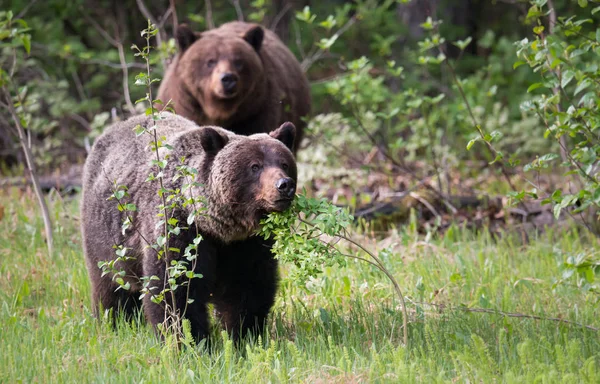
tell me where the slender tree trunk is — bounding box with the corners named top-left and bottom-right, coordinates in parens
top-left (3, 87), bottom-right (53, 257)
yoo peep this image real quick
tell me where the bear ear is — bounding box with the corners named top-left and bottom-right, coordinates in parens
top-left (242, 25), bottom-right (264, 52)
top-left (176, 24), bottom-right (199, 53)
top-left (269, 122), bottom-right (296, 151)
top-left (200, 127), bottom-right (228, 154)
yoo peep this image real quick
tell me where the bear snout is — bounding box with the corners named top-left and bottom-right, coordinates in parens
top-left (220, 73), bottom-right (238, 94)
top-left (275, 177), bottom-right (296, 199)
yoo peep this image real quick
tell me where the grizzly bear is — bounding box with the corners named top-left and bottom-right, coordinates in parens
top-left (80, 112), bottom-right (297, 343)
top-left (157, 21), bottom-right (310, 153)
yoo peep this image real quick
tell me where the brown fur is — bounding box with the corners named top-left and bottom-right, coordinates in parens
top-left (80, 112), bottom-right (297, 342)
top-left (157, 21), bottom-right (310, 153)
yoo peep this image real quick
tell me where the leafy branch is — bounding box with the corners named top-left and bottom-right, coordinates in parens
top-left (260, 194), bottom-right (409, 346)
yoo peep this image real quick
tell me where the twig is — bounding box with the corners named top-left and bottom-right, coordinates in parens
top-left (547, 0), bottom-right (568, 162)
top-left (205, 0), bottom-right (215, 29)
top-left (136, 0), bottom-right (167, 70)
top-left (416, 301), bottom-right (599, 332)
top-left (270, 3), bottom-right (292, 31)
top-left (347, 102), bottom-right (458, 214)
top-left (440, 48), bottom-right (529, 215)
top-left (293, 21), bottom-right (306, 60)
top-left (301, 16), bottom-right (357, 72)
top-left (16, 0), bottom-right (39, 19)
top-left (534, 110), bottom-right (598, 186)
top-left (70, 70), bottom-right (87, 101)
top-left (136, 0), bottom-right (163, 46)
top-left (429, 14), bottom-right (520, 196)
top-left (169, 0), bottom-right (179, 34)
top-left (299, 217), bottom-right (409, 346)
top-left (83, 59), bottom-right (147, 69)
top-left (229, 0), bottom-right (244, 21)
top-left (81, 11), bottom-right (136, 115)
top-left (117, 41), bottom-right (136, 115)
top-left (3, 87), bottom-right (53, 257)
top-left (310, 73), bottom-right (350, 86)
top-left (422, 107), bottom-right (444, 194)
top-left (101, 168), bottom-right (158, 257)
top-left (69, 113), bottom-right (91, 131)
top-left (409, 191), bottom-right (441, 218)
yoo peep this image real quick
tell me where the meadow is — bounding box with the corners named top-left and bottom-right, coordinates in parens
top-left (1, 187), bottom-right (598, 383)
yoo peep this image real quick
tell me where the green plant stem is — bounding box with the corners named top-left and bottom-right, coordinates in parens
top-left (421, 106), bottom-right (445, 195)
top-left (301, 15), bottom-right (357, 72)
top-left (442, 56), bottom-right (530, 215)
top-left (298, 217), bottom-right (409, 346)
top-left (101, 170), bottom-right (157, 255)
top-left (414, 301), bottom-right (599, 332)
top-left (534, 110), bottom-right (598, 185)
top-left (140, 21), bottom-right (176, 332)
top-left (545, 0), bottom-right (568, 162)
top-left (3, 86), bottom-right (53, 257)
top-left (348, 102), bottom-right (458, 214)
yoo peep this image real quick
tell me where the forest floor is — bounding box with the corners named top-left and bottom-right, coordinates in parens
top-left (0, 184), bottom-right (598, 383)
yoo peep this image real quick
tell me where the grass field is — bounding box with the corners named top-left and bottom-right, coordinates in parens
top-left (0, 188), bottom-right (598, 383)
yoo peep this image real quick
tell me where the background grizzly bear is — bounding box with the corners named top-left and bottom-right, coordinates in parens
top-left (81, 112), bottom-right (297, 342)
top-left (157, 21), bottom-right (310, 153)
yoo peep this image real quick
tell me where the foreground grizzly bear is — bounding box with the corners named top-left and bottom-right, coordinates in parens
top-left (157, 21), bottom-right (310, 153)
top-left (81, 112), bottom-right (297, 342)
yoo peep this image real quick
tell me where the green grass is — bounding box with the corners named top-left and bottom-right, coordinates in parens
top-left (0, 188), bottom-right (598, 383)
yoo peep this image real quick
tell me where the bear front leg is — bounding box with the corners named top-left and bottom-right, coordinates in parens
top-left (216, 299), bottom-right (274, 343)
top-left (214, 237), bottom-right (279, 342)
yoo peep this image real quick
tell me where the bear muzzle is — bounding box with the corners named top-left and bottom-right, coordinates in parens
top-left (275, 177), bottom-right (296, 199)
top-left (220, 73), bottom-right (239, 95)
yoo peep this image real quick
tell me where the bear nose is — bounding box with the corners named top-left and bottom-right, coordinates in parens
top-left (275, 177), bottom-right (296, 199)
top-left (220, 73), bottom-right (238, 92)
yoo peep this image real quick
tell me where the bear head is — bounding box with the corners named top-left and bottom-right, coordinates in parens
top-left (175, 23), bottom-right (265, 124)
top-left (172, 122), bottom-right (297, 242)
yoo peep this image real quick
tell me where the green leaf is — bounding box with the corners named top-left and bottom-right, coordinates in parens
top-left (466, 138), bottom-right (478, 150)
top-left (20, 34), bottom-right (31, 54)
top-left (187, 212), bottom-right (196, 225)
top-left (578, 0), bottom-right (588, 7)
top-left (596, 28), bottom-right (600, 42)
top-left (114, 190), bottom-right (126, 200)
top-left (317, 34), bottom-right (339, 50)
top-left (296, 6), bottom-right (316, 23)
top-left (133, 124), bottom-right (146, 136)
top-left (561, 70), bottom-right (575, 88)
top-left (513, 60), bottom-right (526, 69)
top-left (574, 78), bottom-right (591, 95)
top-left (430, 93), bottom-right (445, 104)
top-left (527, 82), bottom-right (544, 93)
top-left (452, 36), bottom-right (472, 51)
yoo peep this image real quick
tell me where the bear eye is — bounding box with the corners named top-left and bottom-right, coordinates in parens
top-left (207, 59), bottom-right (217, 69)
top-left (281, 163), bottom-right (289, 171)
top-left (251, 164), bottom-right (261, 173)
top-left (233, 59), bottom-right (243, 70)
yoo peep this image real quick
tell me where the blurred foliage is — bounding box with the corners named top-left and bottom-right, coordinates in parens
top-left (0, 0), bottom-right (598, 199)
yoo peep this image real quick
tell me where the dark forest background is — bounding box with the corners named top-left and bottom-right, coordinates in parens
top-left (2, 0), bottom-right (600, 234)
